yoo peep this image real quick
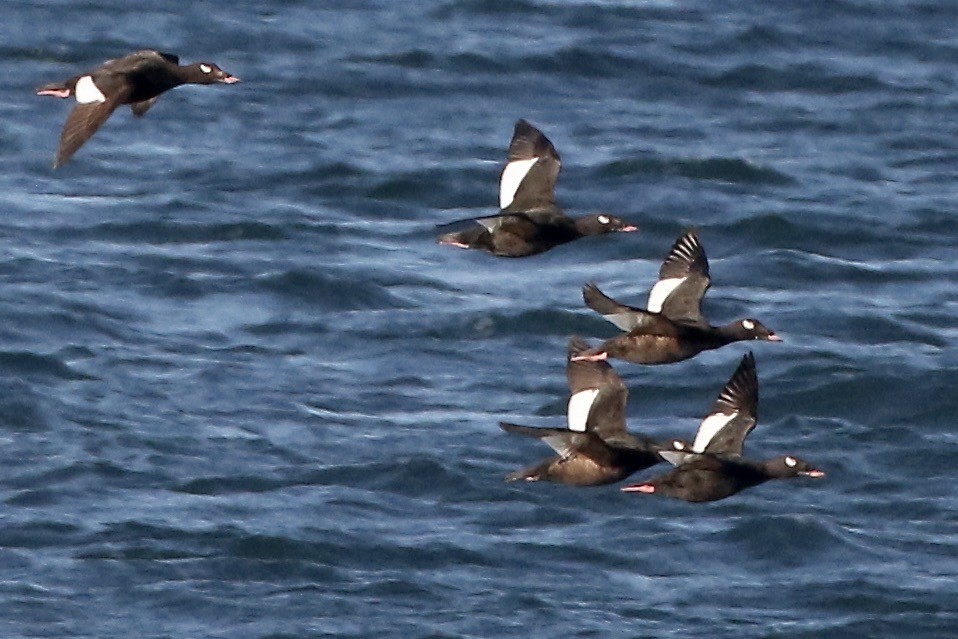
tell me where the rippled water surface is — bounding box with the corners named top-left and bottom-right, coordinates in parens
top-left (1, 1), bottom-right (957, 637)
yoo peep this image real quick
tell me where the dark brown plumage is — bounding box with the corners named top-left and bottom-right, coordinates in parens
top-left (621, 353), bottom-right (824, 503)
top-left (36, 50), bottom-right (239, 168)
top-left (436, 119), bottom-right (636, 257)
top-left (576, 229), bottom-right (780, 365)
top-left (622, 454), bottom-right (824, 503)
top-left (500, 337), bottom-right (687, 486)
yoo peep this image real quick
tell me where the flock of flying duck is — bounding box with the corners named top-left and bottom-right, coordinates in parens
top-left (437, 120), bottom-right (823, 503)
top-left (36, 51), bottom-right (823, 503)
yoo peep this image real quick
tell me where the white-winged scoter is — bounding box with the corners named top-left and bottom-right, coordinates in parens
top-left (621, 353), bottom-right (824, 502)
top-left (574, 228), bottom-right (780, 365)
top-left (436, 119), bottom-right (636, 257)
top-left (499, 337), bottom-right (688, 486)
top-left (36, 50), bottom-right (240, 168)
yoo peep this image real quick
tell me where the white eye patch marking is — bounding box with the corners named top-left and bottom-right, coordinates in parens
top-left (742, 319), bottom-right (755, 330)
top-left (566, 388), bottom-right (600, 432)
top-left (499, 157), bottom-right (539, 209)
top-left (75, 75), bottom-right (107, 104)
top-left (598, 215), bottom-right (611, 224)
top-left (200, 64), bottom-right (213, 74)
top-left (785, 456), bottom-right (797, 467)
top-left (672, 440), bottom-right (686, 450)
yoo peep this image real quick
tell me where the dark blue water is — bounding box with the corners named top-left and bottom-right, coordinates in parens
top-left (1, 0), bottom-right (957, 637)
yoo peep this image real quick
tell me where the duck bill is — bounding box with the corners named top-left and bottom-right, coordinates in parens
top-left (619, 225), bottom-right (638, 232)
top-left (802, 469), bottom-right (825, 478)
top-left (219, 74), bottom-right (241, 84)
top-left (766, 333), bottom-right (783, 342)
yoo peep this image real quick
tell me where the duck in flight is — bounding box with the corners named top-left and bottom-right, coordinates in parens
top-left (499, 337), bottom-right (688, 486)
top-left (437, 119), bottom-right (636, 257)
top-left (621, 352), bottom-right (824, 502)
top-left (573, 229), bottom-right (780, 365)
top-left (36, 50), bottom-right (239, 169)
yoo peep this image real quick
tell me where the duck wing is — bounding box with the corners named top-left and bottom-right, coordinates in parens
top-left (53, 87), bottom-right (129, 169)
top-left (648, 229), bottom-right (711, 325)
top-left (499, 119), bottom-right (561, 211)
top-left (130, 96), bottom-right (160, 117)
top-left (99, 50), bottom-right (178, 73)
top-left (692, 352), bottom-right (758, 455)
top-left (582, 282), bottom-right (647, 332)
top-left (565, 337), bottom-right (628, 440)
top-left (499, 422), bottom-right (613, 463)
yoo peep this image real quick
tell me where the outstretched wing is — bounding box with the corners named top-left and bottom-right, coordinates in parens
top-left (436, 211), bottom-right (537, 235)
top-left (582, 283), bottom-right (648, 332)
top-left (565, 337), bottom-right (628, 439)
top-left (130, 97), bottom-right (160, 117)
top-left (53, 89), bottom-right (127, 168)
top-left (500, 422), bottom-right (596, 459)
top-left (100, 50), bottom-right (178, 73)
top-left (499, 119), bottom-right (561, 212)
top-left (649, 229), bottom-right (711, 325)
top-left (693, 352), bottom-right (758, 455)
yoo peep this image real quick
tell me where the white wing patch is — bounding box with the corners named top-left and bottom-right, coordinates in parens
top-left (647, 277), bottom-right (685, 313)
top-left (75, 75), bottom-right (107, 104)
top-left (693, 411), bottom-right (737, 452)
top-left (566, 388), bottom-right (600, 432)
top-left (499, 157), bottom-right (539, 209)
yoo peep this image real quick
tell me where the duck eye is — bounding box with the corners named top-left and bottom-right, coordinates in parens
top-left (742, 319), bottom-right (755, 330)
top-left (200, 64), bottom-right (212, 74)
top-left (598, 215), bottom-right (611, 225)
top-left (785, 456), bottom-right (797, 467)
